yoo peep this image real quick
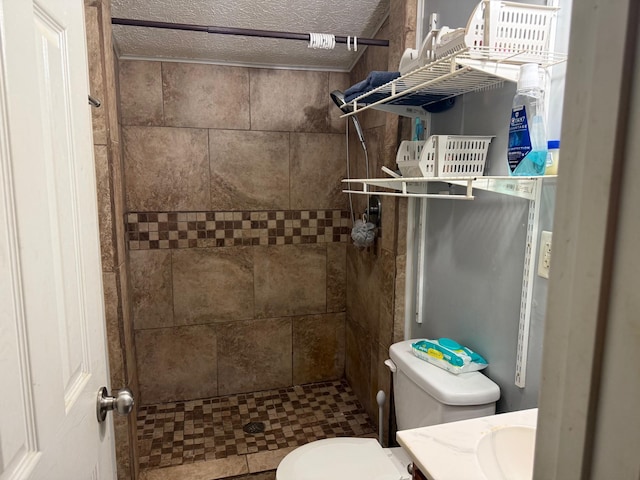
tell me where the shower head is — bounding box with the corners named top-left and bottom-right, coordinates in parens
top-left (330, 90), bottom-right (353, 114)
top-left (330, 90), bottom-right (365, 144)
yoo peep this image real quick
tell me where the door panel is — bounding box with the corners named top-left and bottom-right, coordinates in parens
top-left (0, 0), bottom-right (115, 478)
top-left (0, 72), bottom-right (40, 480)
top-left (33, 1), bottom-right (94, 410)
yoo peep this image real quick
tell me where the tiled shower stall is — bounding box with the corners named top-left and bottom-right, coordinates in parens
top-left (120, 59), bottom-right (353, 403)
top-left (85, 0), bottom-right (416, 478)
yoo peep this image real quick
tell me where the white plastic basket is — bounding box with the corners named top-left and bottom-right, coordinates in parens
top-left (416, 27), bottom-right (467, 68)
top-left (396, 140), bottom-right (434, 177)
top-left (434, 28), bottom-right (467, 59)
top-left (397, 136), bottom-right (493, 178)
top-left (465, 1), bottom-right (559, 62)
top-left (424, 135), bottom-right (494, 177)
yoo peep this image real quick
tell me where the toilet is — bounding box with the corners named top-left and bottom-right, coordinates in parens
top-left (276, 339), bottom-right (501, 480)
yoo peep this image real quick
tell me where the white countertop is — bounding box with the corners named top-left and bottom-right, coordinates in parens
top-left (396, 408), bottom-right (538, 480)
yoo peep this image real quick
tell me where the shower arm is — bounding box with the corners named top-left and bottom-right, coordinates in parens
top-left (111, 18), bottom-right (390, 47)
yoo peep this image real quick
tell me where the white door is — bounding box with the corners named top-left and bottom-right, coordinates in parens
top-left (0, 0), bottom-right (116, 479)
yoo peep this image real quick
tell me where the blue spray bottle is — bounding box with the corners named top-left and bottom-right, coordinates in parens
top-left (507, 64), bottom-right (547, 176)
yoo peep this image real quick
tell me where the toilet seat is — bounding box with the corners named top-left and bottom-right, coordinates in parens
top-left (276, 437), bottom-right (411, 480)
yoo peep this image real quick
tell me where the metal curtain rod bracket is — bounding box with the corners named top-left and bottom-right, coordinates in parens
top-left (111, 18), bottom-right (389, 47)
top-left (88, 95), bottom-right (101, 107)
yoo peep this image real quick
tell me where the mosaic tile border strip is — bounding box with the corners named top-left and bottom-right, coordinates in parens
top-left (126, 210), bottom-right (352, 250)
top-left (136, 379), bottom-right (376, 470)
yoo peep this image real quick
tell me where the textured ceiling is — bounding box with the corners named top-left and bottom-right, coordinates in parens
top-left (110, 0), bottom-right (390, 71)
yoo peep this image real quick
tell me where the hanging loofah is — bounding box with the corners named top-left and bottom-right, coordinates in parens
top-left (351, 219), bottom-right (376, 247)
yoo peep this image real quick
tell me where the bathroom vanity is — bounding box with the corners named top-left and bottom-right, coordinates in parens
top-left (397, 409), bottom-right (538, 480)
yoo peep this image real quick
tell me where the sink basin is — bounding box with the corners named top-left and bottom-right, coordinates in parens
top-left (476, 425), bottom-right (536, 480)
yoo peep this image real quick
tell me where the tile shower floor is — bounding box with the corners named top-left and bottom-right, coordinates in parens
top-left (137, 379), bottom-right (376, 477)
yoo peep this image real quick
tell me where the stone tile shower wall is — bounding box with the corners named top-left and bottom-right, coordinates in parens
top-left (119, 60), bottom-right (352, 405)
top-left (343, 5), bottom-right (415, 443)
top-left (85, 1), bottom-right (138, 478)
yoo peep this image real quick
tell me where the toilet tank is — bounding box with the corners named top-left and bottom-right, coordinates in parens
top-left (389, 339), bottom-right (500, 431)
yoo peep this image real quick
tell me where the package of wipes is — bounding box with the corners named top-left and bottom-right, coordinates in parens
top-left (411, 338), bottom-right (488, 374)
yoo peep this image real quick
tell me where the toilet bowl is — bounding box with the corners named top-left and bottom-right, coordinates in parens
top-left (276, 437), bottom-right (412, 480)
top-left (276, 339), bottom-right (501, 480)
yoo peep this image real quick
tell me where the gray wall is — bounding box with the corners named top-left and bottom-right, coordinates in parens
top-left (412, 176), bottom-right (555, 412)
top-left (419, 0), bottom-right (481, 43)
top-left (410, 0), bottom-right (572, 412)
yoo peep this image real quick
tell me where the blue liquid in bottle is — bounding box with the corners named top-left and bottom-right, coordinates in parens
top-left (508, 65), bottom-right (547, 176)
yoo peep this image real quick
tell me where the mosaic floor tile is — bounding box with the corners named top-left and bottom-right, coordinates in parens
top-left (137, 379), bottom-right (375, 471)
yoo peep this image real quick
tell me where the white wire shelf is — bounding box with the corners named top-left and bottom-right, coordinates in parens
top-left (342, 175), bottom-right (557, 201)
top-left (341, 47), bottom-right (567, 117)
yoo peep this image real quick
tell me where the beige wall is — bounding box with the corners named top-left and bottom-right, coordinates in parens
top-left (85, 0), bottom-right (139, 479)
top-left (344, 2), bottom-right (415, 444)
top-left (119, 60), bottom-right (354, 405)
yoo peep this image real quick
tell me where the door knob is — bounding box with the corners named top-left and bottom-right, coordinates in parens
top-left (96, 386), bottom-right (135, 423)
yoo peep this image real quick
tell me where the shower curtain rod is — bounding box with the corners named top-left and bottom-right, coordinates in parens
top-left (111, 18), bottom-right (390, 47)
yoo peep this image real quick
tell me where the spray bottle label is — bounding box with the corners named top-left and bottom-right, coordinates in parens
top-left (508, 105), bottom-right (531, 171)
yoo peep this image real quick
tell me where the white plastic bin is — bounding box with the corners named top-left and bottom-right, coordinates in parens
top-left (429, 135), bottom-right (494, 177)
top-left (396, 140), bottom-right (433, 178)
top-left (396, 136), bottom-right (493, 178)
top-left (465, 1), bottom-right (559, 62)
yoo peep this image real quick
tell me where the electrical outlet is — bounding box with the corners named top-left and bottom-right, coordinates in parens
top-left (537, 231), bottom-right (552, 279)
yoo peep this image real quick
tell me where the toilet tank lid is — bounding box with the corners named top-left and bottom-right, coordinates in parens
top-left (389, 339), bottom-right (500, 406)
